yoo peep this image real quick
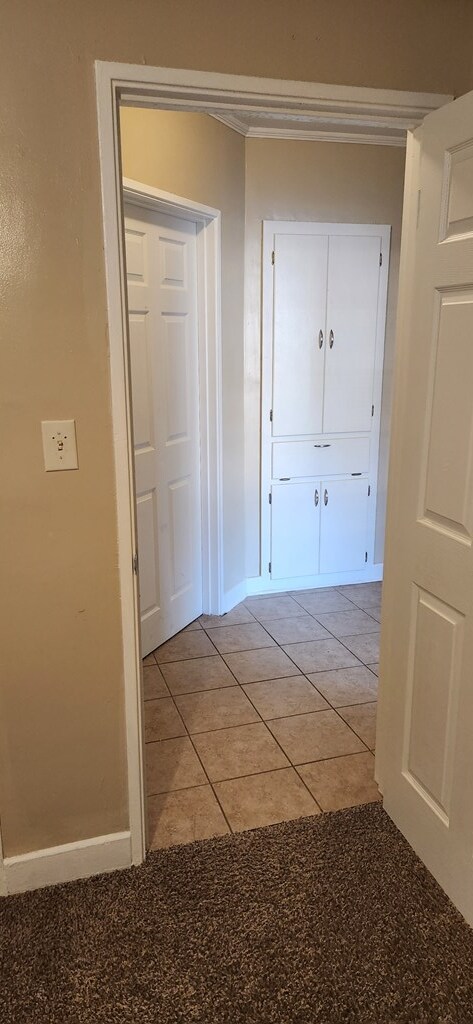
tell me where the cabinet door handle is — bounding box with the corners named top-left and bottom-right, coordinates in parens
top-left (314, 488), bottom-right (319, 507)
top-left (314, 443), bottom-right (331, 448)
top-left (329, 329), bottom-right (334, 349)
top-left (324, 488), bottom-right (329, 506)
top-left (318, 329), bottom-right (324, 349)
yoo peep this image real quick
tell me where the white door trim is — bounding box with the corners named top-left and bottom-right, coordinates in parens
top-left (90, 61), bottom-right (451, 877)
top-left (123, 178), bottom-right (223, 619)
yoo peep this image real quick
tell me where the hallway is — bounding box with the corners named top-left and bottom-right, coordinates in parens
top-left (143, 582), bottom-right (381, 848)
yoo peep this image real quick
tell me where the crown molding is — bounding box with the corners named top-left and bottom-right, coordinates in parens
top-left (209, 115), bottom-right (406, 146)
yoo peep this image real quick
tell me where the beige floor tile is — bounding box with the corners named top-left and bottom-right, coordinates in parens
top-left (148, 786), bottom-right (229, 849)
top-left (183, 620), bottom-right (203, 631)
top-left (306, 666), bottom-right (378, 708)
top-left (146, 737), bottom-right (207, 795)
top-left (174, 686), bottom-right (260, 734)
top-left (337, 583), bottom-right (382, 608)
top-left (292, 591), bottom-right (354, 614)
top-left (369, 608), bottom-right (382, 623)
top-left (262, 615), bottom-right (331, 645)
top-left (160, 655), bottom-right (236, 696)
top-left (143, 664), bottom-right (169, 701)
top-left (288, 587), bottom-right (338, 597)
top-left (193, 722), bottom-right (289, 781)
top-left (368, 663), bottom-right (379, 676)
top-left (223, 647), bottom-right (299, 683)
top-left (267, 710), bottom-right (366, 764)
top-left (143, 653), bottom-right (157, 666)
top-left (316, 609), bottom-right (380, 638)
top-left (342, 633), bottom-right (381, 665)
top-left (339, 702), bottom-right (377, 749)
top-left (205, 621), bottom-right (275, 654)
top-left (282, 639), bottom-right (359, 674)
top-left (154, 630), bottom-right (216, 664)
top-left (214, 768), bottom-right (320, 832)
top-left (144, 698), bottom-right (186, 743)
top-left (298, 752), bottom-right (380, 811)
top-left (199, 602), bottom-right (255, 628)
top-left (244, 595), bottom-right (303, 620)
top-left (243, 676), bottom-right (329, 720)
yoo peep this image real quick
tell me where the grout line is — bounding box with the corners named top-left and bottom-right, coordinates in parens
top-left (149, 746), bottom-right (375, 794)
top-left (144, 695), bottom-right (376, 741)
top-left (186, 733), bottom-right (234, 835)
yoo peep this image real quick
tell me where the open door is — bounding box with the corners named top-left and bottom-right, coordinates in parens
top-left (377, 90), bottom-right (473, 926)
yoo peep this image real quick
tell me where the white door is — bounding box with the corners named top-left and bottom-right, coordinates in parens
top-left (319, 478), bottom-right (369, 574)
top-left (272, 233), bottom-right (328, 436)
top-left (125, 205), bottom-right (202, 656)
top-left (377, 90), bottom-right (473, 926)
top-left (271, 482), bottom-right (320, 579)
top-left (324, 234), bottom-right (381, 433)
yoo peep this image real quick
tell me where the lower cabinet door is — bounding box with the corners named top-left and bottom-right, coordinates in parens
top-left (271, 481), bottom-right (320, 579)
top-left (319, 478), bottom-right (369, 573)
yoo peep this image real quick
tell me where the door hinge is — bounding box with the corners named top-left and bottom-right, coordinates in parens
top-left (368, 484), bottom-right (371, 496)
top-left (271, 250), bottom-right (275, 266)
top-left (379, 251), bottom-right (383, 267)
top-left (371, 404), bottom-right (374, 417)
top-left (269, 561), bottom-right (272, 574)
top-left (132, 551), bottom-right (139, 575)
top-left (365, 551), bottom-right (368, 563)
top-left (269, 408), bottom-right (273, 422)
top-left (268, 492), bottom-right (272, 505)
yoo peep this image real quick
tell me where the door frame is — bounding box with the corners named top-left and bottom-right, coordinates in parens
top-left (258, 220), bottom-right (391, 595)
top-left (94, 60), bottom-right (451, 870)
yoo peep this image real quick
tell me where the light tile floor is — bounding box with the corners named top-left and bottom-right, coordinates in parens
top-left (144, 583), bottom-right (382, 850)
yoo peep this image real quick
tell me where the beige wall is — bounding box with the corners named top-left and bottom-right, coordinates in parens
top-left (2, 0), bottom-right (473, 859)
top-left (244, 140), bottom-right (406, 574)
top-left (120, 108), bottom-right (246, 594)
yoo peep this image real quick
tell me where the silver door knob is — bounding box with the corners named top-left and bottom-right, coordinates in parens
top-left (329, 330), bottom-right (334, 349)
top-left (318, 330), bottom-right (324, 349)
top-left (314, 488), bottom-right (319, 507)
top-left (324, 488), bottom-right (329, 506)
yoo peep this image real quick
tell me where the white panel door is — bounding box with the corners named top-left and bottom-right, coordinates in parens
top-left (125, 205), bottom-right (202, 656)
top-left (319, 478), bottom-right (369, 574)
top-left (324, 235), bottom-right (381, 433)
top-left (377, 90), bottom-right (473, 925)
top-left (271, 482), bottom-right (320, 580)
top-left (272, 233), bottom-right (328, 436)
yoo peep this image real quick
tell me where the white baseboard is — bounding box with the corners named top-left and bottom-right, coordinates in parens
top-left (3, 830), bottom-right (132, 895)
top-left (221, 580), bottom-right (248, 614)
top-left (219, 565), bottom-right (384, 609)
top-left (246, 564), bottom-right (384, 596)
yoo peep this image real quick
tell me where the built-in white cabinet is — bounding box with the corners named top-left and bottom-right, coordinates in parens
top-left (259, 221), bottom-right (390, 593)
top-left (271, 477), bottom-right (369, 580)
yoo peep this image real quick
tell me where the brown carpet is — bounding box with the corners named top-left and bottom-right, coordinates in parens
top-left (2, 803), bottom-right (473, 1023)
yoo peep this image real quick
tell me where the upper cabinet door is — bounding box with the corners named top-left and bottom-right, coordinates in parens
top-left (272, 233), bottom-right (328, 436)
top-left (323, 234), bottom-right (381, 433)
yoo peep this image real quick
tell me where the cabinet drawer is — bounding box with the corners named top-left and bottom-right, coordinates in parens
top-left (272, 437), bottom-right (370, 479)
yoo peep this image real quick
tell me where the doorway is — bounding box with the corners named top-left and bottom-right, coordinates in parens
top-left (94, 61), bottom-right (450, 872)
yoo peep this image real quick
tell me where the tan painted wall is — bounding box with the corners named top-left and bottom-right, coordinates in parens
top-left (244, 140), bottom-right (406, 574)
top-left (120, 107), bottom-right (246, 594)
top-left (2, 0), bottom-right (473, 859)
